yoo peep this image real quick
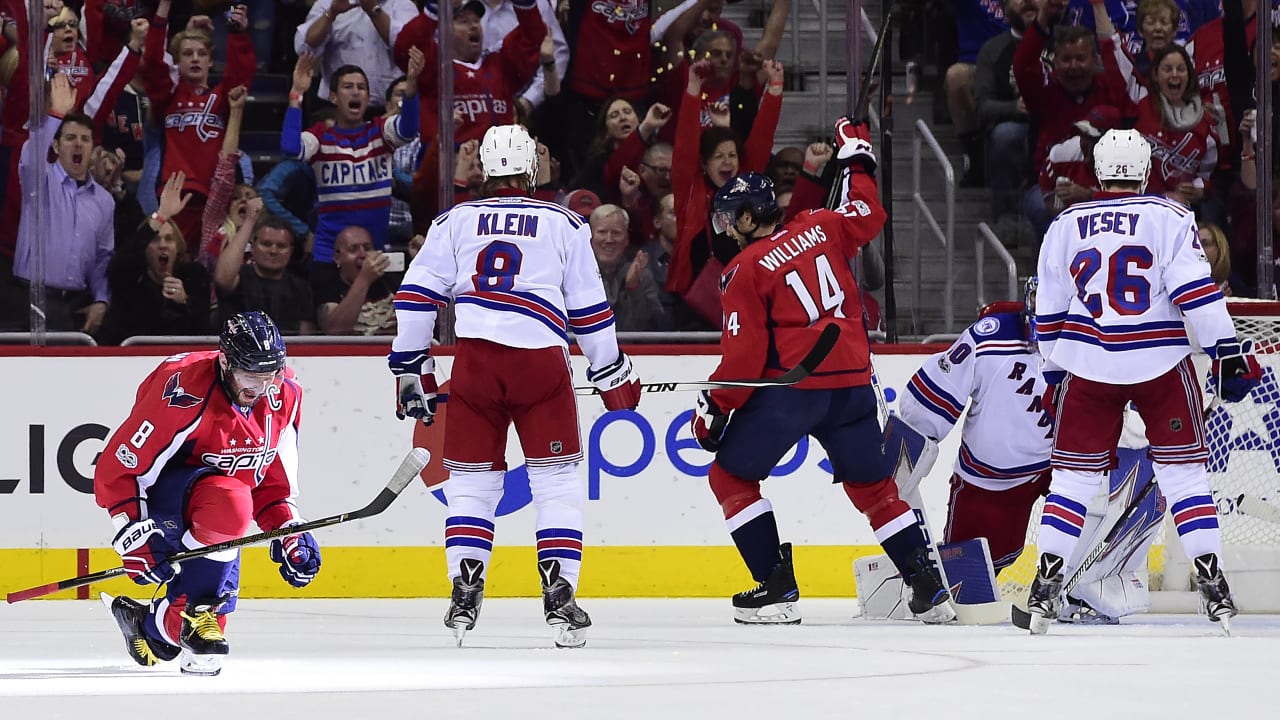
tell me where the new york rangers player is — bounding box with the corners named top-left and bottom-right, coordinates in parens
top-left (96, 312), bottom-right (320, 675)
top-left (1030, 129), bottom-right (1260, 634)
top-left (690, 121), bottom-right (955, 626)
top-left (389, 124), bottom-right (641, 648)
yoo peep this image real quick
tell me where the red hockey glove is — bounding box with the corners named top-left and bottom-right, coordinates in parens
top-left (587, 352), bottom-right (641, 411)
top-left (112, 518), bottom-right (179, 586)
top-left (834, 116), bottom-right (877, 173)
top-left (691, 390), bottom-right (730, 452)
top-left (1212, 339), bottom-right (1262, 402)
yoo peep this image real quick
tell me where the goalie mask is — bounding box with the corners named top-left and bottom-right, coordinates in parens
top-left (710, 172), bottom-right (783, 243)
top-left (479, 124), bottom-right (539, 189)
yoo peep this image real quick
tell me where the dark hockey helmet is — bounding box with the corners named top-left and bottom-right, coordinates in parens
top-left (710, 172), bottom-right (783, 239)
top-left (220, 311), bottom-right (287, 374)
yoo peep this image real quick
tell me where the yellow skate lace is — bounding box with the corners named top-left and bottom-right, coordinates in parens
top-left (180, 609), bottom-right (225, 642)
top-left (132, 638), bottom-right (160, 666)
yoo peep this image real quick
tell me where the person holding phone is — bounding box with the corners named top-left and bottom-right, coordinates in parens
top-left (313, 225), bottom-right (402, 335)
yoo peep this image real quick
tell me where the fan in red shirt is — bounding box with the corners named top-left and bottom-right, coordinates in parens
top-left (687, 119), bottom-right (957, 627)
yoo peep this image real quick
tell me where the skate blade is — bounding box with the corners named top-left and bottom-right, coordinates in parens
top-left (179, 650), bottom-right (223, 676)
top-left (450, 625), bottom-right (470, 647)
top-left (1028, 611), bottom-right (1053, 635)
top-left (98, 591), bottom-right (114, 610)
top-left (1213, 613), bottom-right (1234, 637)
top-left (915, 600), bottom-right (957, 625)
top-left (733, 602), bottom-right (801, 625)
top-left (551, 624), bottom-right (588, 649)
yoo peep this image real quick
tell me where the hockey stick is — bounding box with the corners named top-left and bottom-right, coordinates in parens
top-left (1237, 494), bottom-right (1280, 524)
top-left (573, 323), bottom-right (841, 394)
top-left (1010, 473), bottom-right (1158, 629)
top-left (821, 7), bottom-right (895, 211)
top-left (6, 448), bottom-right (431, 604)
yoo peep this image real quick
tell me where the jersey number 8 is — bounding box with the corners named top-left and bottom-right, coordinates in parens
top-left (472, 241), bottom-right (524, 292)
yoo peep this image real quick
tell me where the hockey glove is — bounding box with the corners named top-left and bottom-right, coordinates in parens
top-left (587, 352), bottom-right (641, 411)
top-left (834, 116), bottom-right (877, 174)
top-left (112, 518), bottom-right (179, 586)
top-left (691, 390), bottom-right (730, 452)
top-left (269, 528), bottom-right (321, 588)
top-left (390, 351), bottom-right (438, 426)
top-left (1212, 339), bottom-right (1262, 402)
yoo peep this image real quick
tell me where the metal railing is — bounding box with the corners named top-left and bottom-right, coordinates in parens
top-left (0, 332), bottom-right (97, 346)
top-left (790, 1), bottom-right (878, 129)
top-left (911, 119), bottom-right (955, 333)
top-left (975, 222), bottom-right (1019, 308)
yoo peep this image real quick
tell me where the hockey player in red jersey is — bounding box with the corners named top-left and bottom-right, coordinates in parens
top-left (389, 124), bottom-right (641, 648)
top-left (96, 312), bottom-right (320, 675)
top-left (689, 121), bottom-right (956, 625)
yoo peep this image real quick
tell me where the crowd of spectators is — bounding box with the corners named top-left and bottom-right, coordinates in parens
top-left (946, 0), bottom-right (1275, 297)
top-left (1, 0), bottom-right (855, 344)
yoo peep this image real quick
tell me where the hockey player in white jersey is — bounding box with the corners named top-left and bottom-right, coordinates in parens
top-left (898, 280), bottom-right (1165, 624)
top-left (1030, 129), bottom-right (1261, 635)
top-left (388, 124), bottom-right (642, 648)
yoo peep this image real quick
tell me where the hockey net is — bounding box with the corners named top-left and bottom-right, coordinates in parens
top-left (997, 299), bottom-right (1280, 612)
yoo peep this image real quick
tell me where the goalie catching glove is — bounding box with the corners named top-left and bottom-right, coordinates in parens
top-left (112, 517), bottom-right (179, 586)
top-left (691, 390), bottom-right (730, 452)
top-left (389, 350), bottom-right (439, 426)
top-left (1211, 339), bottom-right (1262, 403)
top-left (586, 352), bottom-right (641, 411)
top-left (268, 527), bottom-right (322, 588)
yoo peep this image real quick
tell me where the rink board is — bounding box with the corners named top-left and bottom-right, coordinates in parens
top-left (3, 345), bottom-right (964, 598)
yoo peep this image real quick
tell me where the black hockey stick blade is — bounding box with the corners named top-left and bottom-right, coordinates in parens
top-left (574, 323), bottom-right (842, 394)
top-left (6, 448), bottom-right (430, 603)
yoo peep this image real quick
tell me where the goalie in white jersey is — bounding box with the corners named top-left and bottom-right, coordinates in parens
top-left (1030, 129), bottom-right (1261, 635)
top-left (387, 124), bottom-right (642, 648)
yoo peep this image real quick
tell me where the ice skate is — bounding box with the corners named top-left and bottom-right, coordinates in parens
top-left (539, 559), bottom-right (592, 648)
top-left (100, 592), bottom-right (179, 667)
top-left (1194, 553), bottom-right (1237, 636)
top-left (732, 543), bottom-right (801, 625)
top-left (444, 557), bottom-right (485, 647)
top-left (1026, 553), bottom-right (1065, 635)
top-left (179, 597), bottom-right (229, 676)
top-left (903, 547), bottom-right (957, 624)
top-left (1060, 596), bottom-right (1119, 625)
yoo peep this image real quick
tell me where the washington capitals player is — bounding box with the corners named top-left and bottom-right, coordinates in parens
top-left (96, 312), bottom-right (320, 675)
top-left (1030, 129), bottom-right (1259, 634)
top-left (690, 122), bottom-right (955, 625)
top-left (389, 124), bottom-right (641, 648)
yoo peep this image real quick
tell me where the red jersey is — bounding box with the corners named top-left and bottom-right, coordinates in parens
top-left (564, 0), bottom-right (651, 102)
top-left (709, 172), bottom-right (885, 411)
top-left (394, 5), bottom-right (542, 146)
top-left (1039, 136), bottom-right (1099, 199)
top-left (94, 351), bottom-right (304, 534)
top-left (141, 16), bottom-right (256, 197)
top-left (1134, 98), bottom-right (1218, 197)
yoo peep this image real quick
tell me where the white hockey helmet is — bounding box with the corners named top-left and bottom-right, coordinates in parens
top-left (479, 124), bottom-right (539, 187)
top-left (1092, 129), bottom-right (1152, 191)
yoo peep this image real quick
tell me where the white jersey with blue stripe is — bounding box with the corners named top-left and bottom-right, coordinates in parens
top-left (898, 312), bottom-right (1053, 491)
top-left (1035, 194), bottom-right (1235, 384)
top-left (391, 195), bottom-right (620, 370)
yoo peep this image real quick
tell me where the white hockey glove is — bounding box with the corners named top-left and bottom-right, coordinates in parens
top-left (112, 517), bottom-right (179, 586)
top-left (586, 352), bottom-right (641, 411)
top-left (389, 351), bottom-right (438, 425)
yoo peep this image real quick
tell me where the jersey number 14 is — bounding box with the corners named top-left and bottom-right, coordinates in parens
top-left (785, 255), bottom-right (847, 323)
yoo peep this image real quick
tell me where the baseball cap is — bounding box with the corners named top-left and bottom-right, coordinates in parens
top-left (564, 189), bottom-right (601, 218)
top-left (456, 0), bottom-right (486, 18)
top-left (1073, 105), bottom-right (1122, 138)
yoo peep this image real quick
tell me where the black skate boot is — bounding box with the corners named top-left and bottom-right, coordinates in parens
top-left (1061, 596), bottom-right (1119, 625)
top-left (731, 543), bottom-right (801, 625)
top-left (539, 559), bottom-right (592, 648)
top-left (903, 547), bottom-right (957, 624)
top-left (1026, 553), bottom-right (1065, 635)
top-left (100, 592), bottom-right (180, 667)
top-left (1194, 553), bottom-right (1237, 635)
top-left (444, 557), bottom-right (485, 647)
top-left (179, 596), bottom-right (229, 676)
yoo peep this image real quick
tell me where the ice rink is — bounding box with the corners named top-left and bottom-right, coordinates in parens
top-left (1, 598), bottom-right (1276, 720)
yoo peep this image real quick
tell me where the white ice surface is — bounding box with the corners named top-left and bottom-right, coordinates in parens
top-left (1, 599), bottom-right (1276, 720)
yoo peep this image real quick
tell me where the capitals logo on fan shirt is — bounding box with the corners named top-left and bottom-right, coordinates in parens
top-left (590, 0), bottom-right (648, 34)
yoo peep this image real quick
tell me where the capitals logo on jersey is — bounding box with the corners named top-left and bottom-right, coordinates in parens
top-left (590, 0), bottom-right (648, 34)
top-left (164, 93), bottom-right (226, 143)
top-left (162, 372), bottom-right (203, 408)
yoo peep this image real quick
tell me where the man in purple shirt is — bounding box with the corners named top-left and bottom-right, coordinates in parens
top-left (14, 73), bottom-right (115, 334)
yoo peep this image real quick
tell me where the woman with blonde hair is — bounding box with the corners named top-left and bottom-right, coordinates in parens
top-left (1198, 223), bottom-right (1232, 294)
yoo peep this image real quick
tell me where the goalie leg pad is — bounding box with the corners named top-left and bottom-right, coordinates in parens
top-left (883, 414), bottom-right (939, 498)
